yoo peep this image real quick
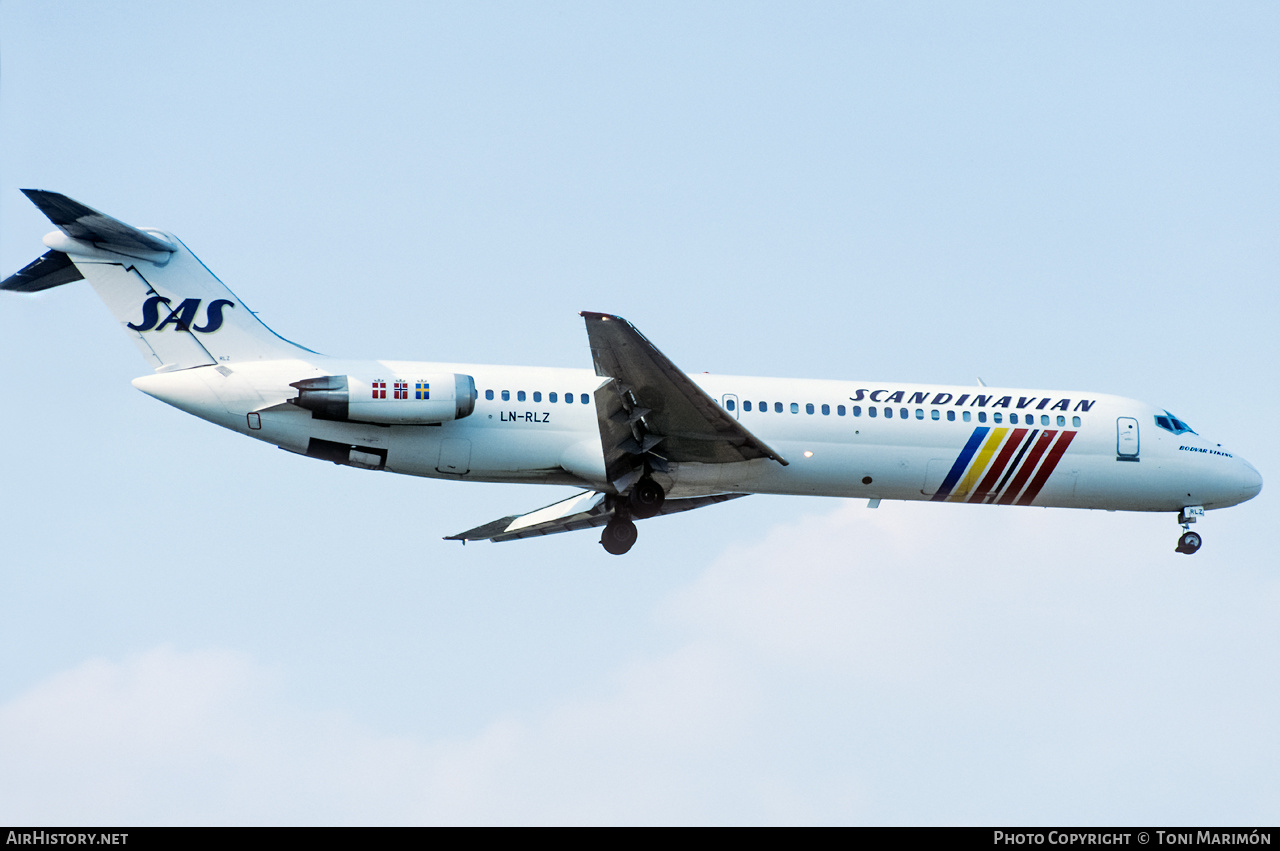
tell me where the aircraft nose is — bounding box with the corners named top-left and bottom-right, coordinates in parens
top-left (1240, 459), bottom-right (1263, 502)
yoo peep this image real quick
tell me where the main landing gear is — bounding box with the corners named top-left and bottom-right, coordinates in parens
top-left (601, 515), bottom-right (638, 555)
top-left (629, 476), bottom-right (666, 519)
top-left (600, 477), bottom-right (666, 555)
top-left (1175, 506), bottom-right (1204, 555)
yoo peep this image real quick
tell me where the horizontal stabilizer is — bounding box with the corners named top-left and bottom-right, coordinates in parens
top-left (1, 250), bottom-right (85, 292)
top-left (446, 490), bottom-right (748, 543)
top-left (21, 189), bottom-right (175, 256)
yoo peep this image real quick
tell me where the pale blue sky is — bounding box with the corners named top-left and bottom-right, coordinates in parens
top-left (1, 1), bottom-right (1276, 824)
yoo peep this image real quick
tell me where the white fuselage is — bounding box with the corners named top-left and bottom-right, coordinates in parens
top-left (6, 194), bottom-right (1259, 553)
top-left (132, 357), bottom-right (1263, 514)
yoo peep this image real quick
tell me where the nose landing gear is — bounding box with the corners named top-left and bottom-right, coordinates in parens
top-left (1176, 530), bottom-right (1202, 555)
top-left (1175, 506), bottom-right (1204, 555)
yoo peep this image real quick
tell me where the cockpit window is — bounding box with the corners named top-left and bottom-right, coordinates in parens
top-left (1154, 411), bottom-right (1196, 435)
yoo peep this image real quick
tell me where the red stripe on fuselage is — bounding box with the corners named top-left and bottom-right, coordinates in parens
top-left (995, 430), bottom-right (1057, 505)
top-left (972, 428), bottom-right (1029, 503)
top-left (1016, 430), bottom-right (1077, 506)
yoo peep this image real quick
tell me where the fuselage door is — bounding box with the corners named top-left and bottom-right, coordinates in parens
top-left (922, 458), bottom-right (951, 495)
top-left (1117, 417), bottom-right (1139, 460)
top-left (437, 438), bottom-right (472, 475)
top-left (722, 394), bottom-right (739, 420)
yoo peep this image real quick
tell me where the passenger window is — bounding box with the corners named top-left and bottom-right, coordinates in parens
top-left (1056, 415), bottom-right (1066, 427)
top-left (791, 403), bottom-right (799, 414)
top-left (838, 405), bottom-right (847, 416)
top-left (947, 410), bottom-right (955, 422)
top-left (806, 403), bottom-right (814, 414)
top-left (1041, 415), bottom-right (1049, 425)
top-left (931, 410), bottom-right (940, 421)
top-left (822, 404), bottom-right (830, 415)
top-left (726, 398), bottom-right (736, 411)
top-left (915, 409), bottom-right (924, 420)
top-left (517, 391), bottom-right (526, 402)
top-left (565, 393), bottom-right (573, 404)
top-left (885, 407), bottom-right (893, 419)
top-left (978, 412), bottom-right (987, 423)
top-left (963, 411), bottom-right (971, 422)
top-left (549, 392), bottom-right (557, 403)
top-left (501, 390), bottom-right (510, 402)
top-left (533, 391), bottom-right (542, 403)
top-left (485, 389), bottom-right (494, 401)
top-left (868, 407), bottom-right (877, 418)
top-left (1072, 416), bottom-right (1081, 427)
top-left (581, 394), bottom-right (589, 405)
top-left (759, 401), bottom-right (767, 412)
top-left (993, 413), bottom-right (1002, 424)
top-left (744, 401), bottom-right (752, 412)
top-left (1010, 413), bottom-right (1018, 424)
top-left (774, 402), bottom-right (783, 413)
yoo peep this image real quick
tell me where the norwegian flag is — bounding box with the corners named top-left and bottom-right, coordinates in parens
top-left (372, 380), bottom-right (386, 399)
top-left (394, 380), bottom-right (408, 400)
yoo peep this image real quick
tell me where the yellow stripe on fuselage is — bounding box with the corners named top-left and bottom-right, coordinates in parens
top-left (947, 428), bottom-right (1009, 502)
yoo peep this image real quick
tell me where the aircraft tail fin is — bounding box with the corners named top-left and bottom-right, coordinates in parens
top-left (2, 190), bottom-right (316, 371)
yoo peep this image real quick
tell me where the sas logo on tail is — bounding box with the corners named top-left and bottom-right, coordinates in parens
top-left (128, 296), bottom-right (235, 333)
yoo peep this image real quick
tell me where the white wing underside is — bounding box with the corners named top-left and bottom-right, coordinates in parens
top-left (446, 490), bottom-right (747, 543)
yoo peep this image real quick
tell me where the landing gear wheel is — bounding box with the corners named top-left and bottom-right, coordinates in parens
top-left (1175, 531), bottom-right (1202, 555)
top-left (629, 478), bottom-right (666, 520)
top-left (601, 517), bottom-right (638, 555)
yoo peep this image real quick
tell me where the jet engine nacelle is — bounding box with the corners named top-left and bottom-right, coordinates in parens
top-left (290, 373), bottom-right (477, 424)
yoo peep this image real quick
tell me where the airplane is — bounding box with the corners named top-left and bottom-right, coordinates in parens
top-left (2, 190), bottom-right (1263, 555)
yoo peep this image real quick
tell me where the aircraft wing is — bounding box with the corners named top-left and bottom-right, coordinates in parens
top-left (581, 312), bottom-right (787, 483)
top-left (445, 489), bottom-right (747, 543)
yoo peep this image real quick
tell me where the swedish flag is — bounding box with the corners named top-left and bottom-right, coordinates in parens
top-left (415, 382), bottom-right (430, 400)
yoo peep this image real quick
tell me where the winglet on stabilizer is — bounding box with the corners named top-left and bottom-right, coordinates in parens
top-left (21, 189), bottom-right (176, 256)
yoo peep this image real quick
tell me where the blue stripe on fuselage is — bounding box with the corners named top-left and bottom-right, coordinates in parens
top-left (931, 427), bottom-right (989, 502)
